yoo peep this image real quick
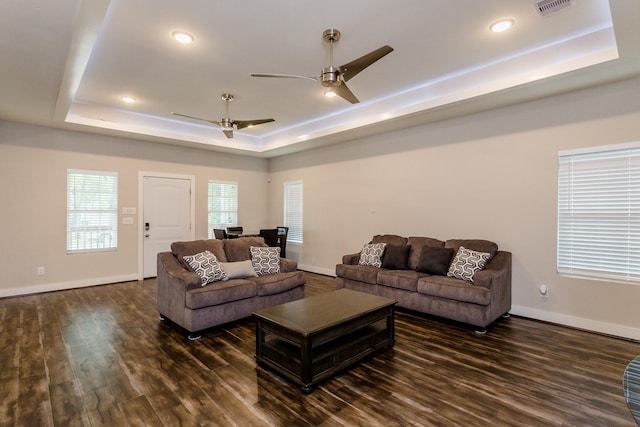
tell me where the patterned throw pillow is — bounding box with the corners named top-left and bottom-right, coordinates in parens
top-left (358, 243), bottom-right (387, 268)
top-left (447, 246), bottom-right (490, 282)
top-left (250, 246), bottom-right (281, 276)
top-left (183, 250), bottom-right (227, 285)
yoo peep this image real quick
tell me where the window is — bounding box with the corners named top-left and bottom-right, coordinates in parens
top-left (208, 181), bottom-right (238, 238)
top-left (284, 181), bottom-right (303, 243)
top-left (557, 143), bottom-right (640, 283)
top-left (67, 169), bottom-right (118, 253)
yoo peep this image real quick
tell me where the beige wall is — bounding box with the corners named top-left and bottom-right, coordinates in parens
top-left (0, 122), bottom-right (269, 295)
top-left (2, 75), bottom-right (640, 338)
top-left (269, 75), bottom-right (640, 339)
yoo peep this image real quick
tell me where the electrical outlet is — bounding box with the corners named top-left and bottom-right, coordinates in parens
top-left (539, 284), bottom-right (549, 297)
top-left (37, 266), bottom-right (45, 276)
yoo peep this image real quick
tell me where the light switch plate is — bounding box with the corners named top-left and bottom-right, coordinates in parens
top-left (122, 207), bottom-right (136, 215)
top-left (122, 217), bottom-right (134, 225)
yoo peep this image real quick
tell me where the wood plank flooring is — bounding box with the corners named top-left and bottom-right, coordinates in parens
top-left (1, 272), bottom-right (639, 426)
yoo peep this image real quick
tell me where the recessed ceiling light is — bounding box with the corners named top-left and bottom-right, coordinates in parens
top-left (172, 31), bottom-right (194, 44)
top-left (120, 96), bottom-right (136, 103)
top-left (490, 19), bottom-right (514, 33)
top-left (324, 90), bottom-right (337, 98)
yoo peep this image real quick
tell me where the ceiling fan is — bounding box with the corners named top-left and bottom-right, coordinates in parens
top-left (171, 93), bottom-right (274, 139)
top-left (251, 29), bottom-right (393, 104)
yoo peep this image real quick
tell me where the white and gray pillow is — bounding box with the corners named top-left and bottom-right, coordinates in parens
top-left (183, 250), bottom-right (227, 285)
top-left (447, 246), bottom-right (490, 282)
top-left (250, 246), bottom-right (281, 275)
top-left (358, 243), bottom-right (387, 268)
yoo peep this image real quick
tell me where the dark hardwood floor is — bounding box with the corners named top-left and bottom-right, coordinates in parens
top-left (1, 272), bottom-right (639, 426)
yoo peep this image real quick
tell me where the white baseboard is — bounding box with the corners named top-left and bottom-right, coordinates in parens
top-left (6, 272), bottom-right (637, 342)
top-left (0, 274), bottom-right (139, 298)
top-left (298, 264), bottom-right (336, 277)
top-left (511, 304), bottom-right (640, 341)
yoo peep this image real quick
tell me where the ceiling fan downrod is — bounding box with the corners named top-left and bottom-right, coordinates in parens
top-left (321, 29), bottom-right (341, 87)
top-left (221, 94), bottom-right (233, 130)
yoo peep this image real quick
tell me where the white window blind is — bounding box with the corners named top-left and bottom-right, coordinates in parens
top-left (67, 170), bottom-right (118, 253)
top-left (558, 144), bottom-right (640, 283)
top-left (284, 181), bottom-right (303, 243)
top-left (208, 181), bottom-right (238, 237)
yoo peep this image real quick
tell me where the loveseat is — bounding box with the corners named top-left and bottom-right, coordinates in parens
top-left (157, 236), bottom-right (305, 339)
top-left (335, 235), bottom-right (511, 332)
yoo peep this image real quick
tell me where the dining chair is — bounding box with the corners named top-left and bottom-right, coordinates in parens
top-left (227, 226), bottom-right (243, 234)
top-left (259, 228), bottom-right (280, 248)
top-left (213, 229), bottom-right (227, 240)
top-left (277, 226), bottom-right (289, 258)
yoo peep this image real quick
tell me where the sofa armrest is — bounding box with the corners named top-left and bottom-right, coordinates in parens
top-left (158, 252), bottom-right (201, 290)
top-left (157, 252), bottom-right (201, 325)
top-left (473, 251), bottom-right (512, 291)
top-left (280, 257), bottom-right (298, 273)
top-left (342, 253), bottom-right (361, 265)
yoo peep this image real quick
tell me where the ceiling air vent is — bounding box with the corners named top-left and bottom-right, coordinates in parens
top-left (534, 0), bottom-right (575, 17)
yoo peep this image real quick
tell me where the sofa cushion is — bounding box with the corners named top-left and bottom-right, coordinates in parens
top-left (407, 237), bottom-right (446, 270)
top-left (447, 246), bottom-right (491, 282)
top-left (171, 239), bottom-right (228, 269)
top-left (445, 239), bottom-right (498, 261)
top-left (336, 264), bottom-right (380, 283)
top-left (417, 276), bottom-right (491, 305)
top-left (377, 269), bottom-right (427, 292)
top-left (185, 279), bottom-right (257, 309)
top-left (224, 237), bottom-right (267, 262)
top-left (416, 246), bottom-right (455, 276)
top-left (250, 246), bottom-right (281, 275)
top-left (381, 244), bottom-right (411, 270)
top-left (251, 271), bottom-right (306, 296)
top-left (183, 250), bottom-right (227, 285)
top-left (371, 234), bottom-right (408, 246)
top-left (220, 261), bottom-right (258, 279)
top-left (358, 243), bottom-right (387, 267)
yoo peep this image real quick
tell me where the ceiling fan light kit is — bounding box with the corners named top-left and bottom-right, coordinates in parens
top-left (251, 28), bottom-right (393, 104)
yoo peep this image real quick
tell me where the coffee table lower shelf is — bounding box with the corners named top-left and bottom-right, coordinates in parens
top-left (254, 296), bottom-right (395, 393)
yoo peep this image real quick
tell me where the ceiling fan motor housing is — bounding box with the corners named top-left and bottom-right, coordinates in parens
top-left (321, 66), bottom-right (341, 87)
top-left (220, 117), bottom-right (233, 130)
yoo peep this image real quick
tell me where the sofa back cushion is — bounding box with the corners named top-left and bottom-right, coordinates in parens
top-left (407, 236), bottom-right (445, 270)
top-left (370, 234), bottom-right (408, 246)
top-left (224, 236), bottom-right (267, 262)
top-left (171, 239), bottom-right (227, 269)
top-left (445, 239), bottom-right (498, 261)
top-left (381, 244), bottom-right (411, 270)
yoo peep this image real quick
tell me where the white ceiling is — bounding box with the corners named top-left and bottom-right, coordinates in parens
top-left (1, 1), bottom-right (640, 157)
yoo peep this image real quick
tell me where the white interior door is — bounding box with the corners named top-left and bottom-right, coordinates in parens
top-left (143, 176), bottom-right (192, 278)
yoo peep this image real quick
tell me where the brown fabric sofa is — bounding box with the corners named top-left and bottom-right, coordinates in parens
top-left (157, 236), bottom-right (305, 339)
top-left (335, 234), bottom-right (511, 332)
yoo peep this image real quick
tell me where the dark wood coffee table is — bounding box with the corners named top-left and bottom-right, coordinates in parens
top-left (253, 289), bottom-right (396, 393)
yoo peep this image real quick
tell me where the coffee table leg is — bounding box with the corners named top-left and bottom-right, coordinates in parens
top-left (300, 336), bottom-right (313, 393)
top-left (255, 318), bottom-right (264, 359)
top-left (387, 307), bottom-right (395, 348)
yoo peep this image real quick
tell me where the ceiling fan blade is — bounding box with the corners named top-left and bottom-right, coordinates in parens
top-left (340, 45), bottom-right (393, 82)
top-left (171, 112), bottom-right (221, 127)
top-left (333, 83), bottom-right (359, 104)
top-left (234, 118), bottom-right (275, 130)
top-left (223, 129), bottom-right (234, 138)
top-left (250, 73), bottom-right (318, 82)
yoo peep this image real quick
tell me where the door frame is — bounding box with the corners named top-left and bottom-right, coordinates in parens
top-left (137, 171), bottom-right (196, 280)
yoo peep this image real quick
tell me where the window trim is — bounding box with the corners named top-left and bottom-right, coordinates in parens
top-left (207, 180), bottom-right (239, 238)
top-left (284, 180), bottom-right (303, 244)
top-left (557, 141), bottom-right (640, 284)
top-left (67, 169), bottom-right (118, 254)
